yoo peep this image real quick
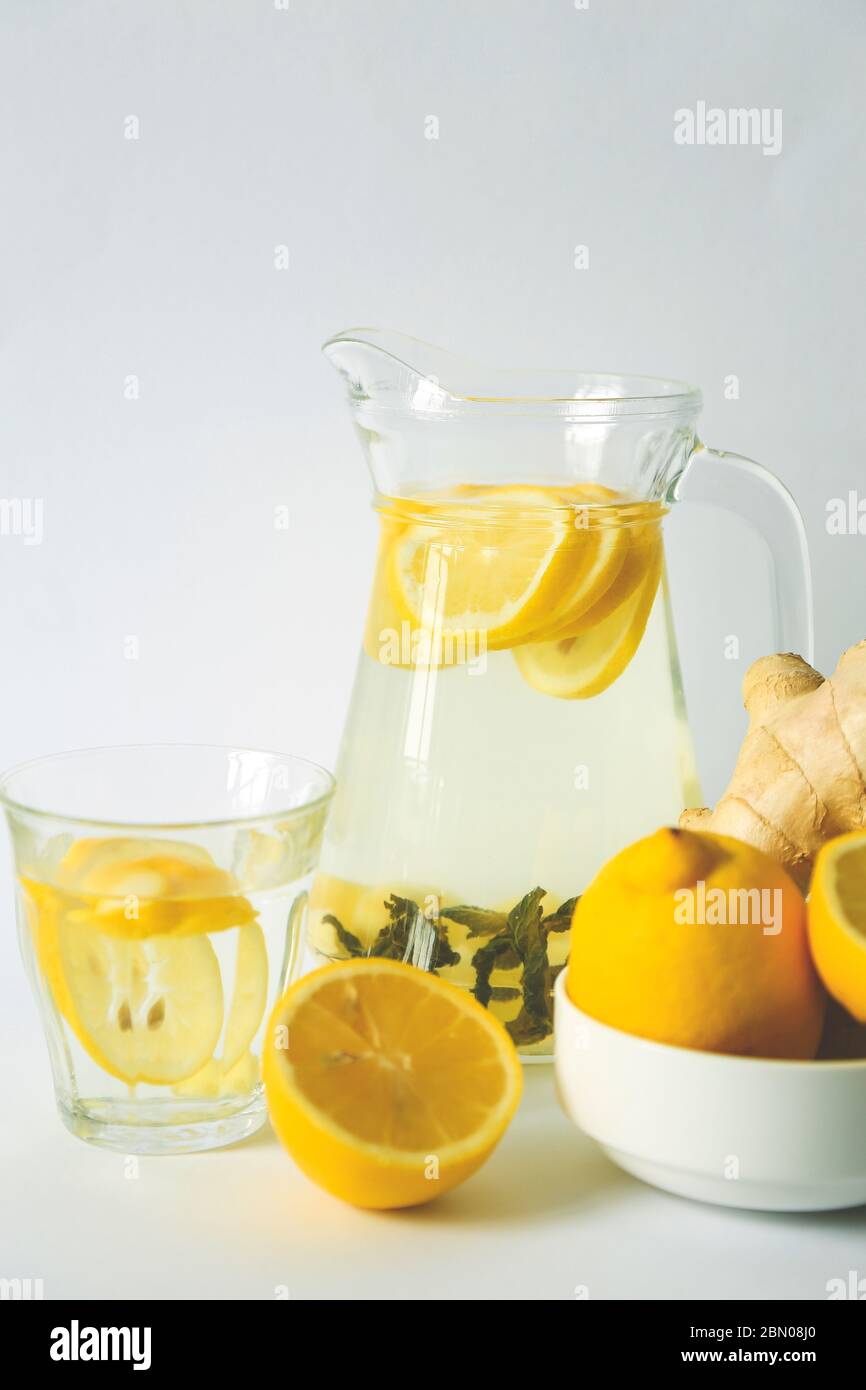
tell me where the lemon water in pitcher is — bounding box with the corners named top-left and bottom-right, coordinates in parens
top-left (308, 330), bottom-right (812, 1057)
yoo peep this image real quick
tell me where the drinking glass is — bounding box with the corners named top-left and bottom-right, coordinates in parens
top-left (0, 745), bottom-right (334, 1154)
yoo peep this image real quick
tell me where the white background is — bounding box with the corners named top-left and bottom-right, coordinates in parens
top-left (2, 0), bottom-right (866, 1301)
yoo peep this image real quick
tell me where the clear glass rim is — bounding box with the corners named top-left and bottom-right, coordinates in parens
top-left (324, 327), bottom-right (703, 419)
top-left (0, 743), bottom-right (336, 832)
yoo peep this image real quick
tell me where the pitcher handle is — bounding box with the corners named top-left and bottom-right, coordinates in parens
top-left (671, 443), bottom-right (814, 664)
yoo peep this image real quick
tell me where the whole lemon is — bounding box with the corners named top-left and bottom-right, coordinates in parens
top-left (567, 827), bottom-right (824, 1059)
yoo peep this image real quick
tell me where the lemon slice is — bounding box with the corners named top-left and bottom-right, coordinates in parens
top-left (57, 837), bottom-right (218, 892)
top-left (221, 923), bottom-right (268, 1070)
top-left (808, 833), bottom-right (866, 1022)
top-left (56, 917), bottom-right (224, 1084)
top-left (263, 958), bottom-right (522, 1209)
top-left (22, 838), bottom-right (263, 1087)
top-left (172, 1049), bottom-right (260, 1098)
top-left (307, 873), bottom-right (441, 958)
top-left (535, 522), bottom-right (628, 637)
top-left (513, 547), bottom-right (662, 698)
top-left (56, 837), bottom-right (256, 939)
top-left (547, 524), bottom-right (662, 639)
top-left (388, 486), bottom-right (574, 650)
top-left (23, 880), bottom-right (77, 1022)
top-left (220, 1049), bottom-right (259, 1094)
top-left (516, 483), bottom-right (641, 640)
top-left (364, 522), bottom-right (416, 666)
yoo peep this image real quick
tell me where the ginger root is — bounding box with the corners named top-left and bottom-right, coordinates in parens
top-left (680, 641), bottom-right (866, 889)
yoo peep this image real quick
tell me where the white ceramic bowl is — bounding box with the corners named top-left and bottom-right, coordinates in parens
top-left (554, 972), bottom-right (866, 1211)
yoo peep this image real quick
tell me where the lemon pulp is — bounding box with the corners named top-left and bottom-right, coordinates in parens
top-left (23, 836), bottom-right (273, 1088)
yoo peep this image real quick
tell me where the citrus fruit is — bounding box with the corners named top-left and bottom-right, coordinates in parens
top-left (568, 827), bottom-right (824, 1058)
top-left (548, 519), bottom-right (662, 638)
top-left (23, 879), bottom-right (77, 1022)
top-left (263, 958), bottom-right (522, 1208)
top-left (537, 523), bottom-right (628, 636)
top-left (388, 485), bottom-right (575, 650)
top-left (512, 542), bottom-right (662, 698)
top-left (173, 1049), bottom-right (260, 1098)
top-left (55, 837), bottom-right (256, 939)
top-left (808, 831), bottom-right (866, 1022)
top-left (57, 836), bottom-right (219, 892)
top-left (307, 873), bottom-right (441, 959)
top-left (20, 835), bottom-right (264, 1086)
top-left (364, 521), bottom-right (414, 666)
top-left (221, 923), bottom-right (268, 1070)
top-left (55, 916), bottom-right (224, 1084)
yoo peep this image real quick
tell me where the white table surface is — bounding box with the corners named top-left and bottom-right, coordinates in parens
top-left (2, 1024), bottom-right (863, 1302)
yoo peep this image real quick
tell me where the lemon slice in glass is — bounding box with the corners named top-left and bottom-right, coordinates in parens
top-left (221, 923), bottom-right (268, 1071)
top-left (57, 837), bottom-right (256, 940)
top-left (56, 918), bottom-right (224, 1085)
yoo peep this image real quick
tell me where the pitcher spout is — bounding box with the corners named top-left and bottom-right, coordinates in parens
top-left (322, 327), bottom-right (702, 502)
top-left (322, 328), bottom-right (469, 414)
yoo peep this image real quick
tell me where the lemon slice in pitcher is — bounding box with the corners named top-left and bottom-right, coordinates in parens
top-left (388, 486), bottom-right (575, 649)
top-left (540, 522), bottom-right (628, 637)
top-left (56, 917), bottom-right (224, 1085)
top-left (548, 523), bottom-right (662, 638)
top-left (513, 548), bottom-right (662, 698)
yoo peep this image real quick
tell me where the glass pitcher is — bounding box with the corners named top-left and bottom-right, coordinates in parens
top-left (307, 329), bottom-right (812, 1058)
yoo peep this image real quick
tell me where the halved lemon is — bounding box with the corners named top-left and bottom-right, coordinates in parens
top-left (808, 833), bottom-right (866, 1021)
top-left (513, 546), bottom-right (662, 698)
top-left (56, 917), bottom-right (224, 1084)
top-left (263, 958), bottom-right (522, 1208)
top-left (388, 485), bottom-right (575, 650)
